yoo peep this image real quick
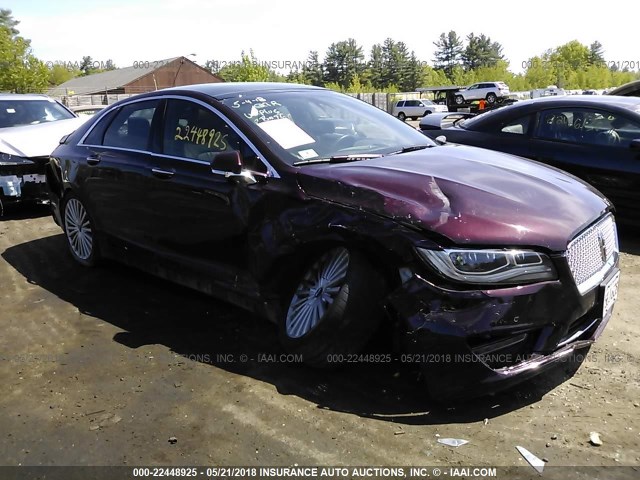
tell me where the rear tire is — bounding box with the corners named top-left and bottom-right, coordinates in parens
top-left (454, 95), bottom-right (464, 105)
top-left (486, 93), bottom-right (497, 104)
top-left (397, 112), bottom-right (406, 121)
top-left (62, 193), bottom-right (100, 267)
top-left (279, 247), bottom-right (386, 368)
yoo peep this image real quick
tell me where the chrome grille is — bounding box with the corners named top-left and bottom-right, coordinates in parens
top-left (566, 214), bottom-right (618, 294)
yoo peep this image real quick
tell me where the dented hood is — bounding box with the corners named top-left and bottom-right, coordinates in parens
top-left (296, 145), bottom-right (610, 251)
top-left (0, 117), bottom-right (89, 158)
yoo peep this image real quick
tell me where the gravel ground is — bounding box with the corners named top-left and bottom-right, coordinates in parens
top-left (0, 207), bottom-right (639, 472)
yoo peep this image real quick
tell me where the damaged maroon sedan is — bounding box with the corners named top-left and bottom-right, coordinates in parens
top-left (47, 83), bottom-right (620, 398)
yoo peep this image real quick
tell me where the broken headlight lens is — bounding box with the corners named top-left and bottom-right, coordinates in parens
top-left (417, 248), bottom-right (557, 285)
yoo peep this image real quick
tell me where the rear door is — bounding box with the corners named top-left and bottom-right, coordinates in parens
top-left (80, 99), bottom-right (163, 245)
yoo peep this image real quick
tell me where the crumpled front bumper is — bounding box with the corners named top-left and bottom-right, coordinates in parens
top-left (388, 265), bottom-right (619, 399)
top-left (0, 160), bottom-right (48, 212)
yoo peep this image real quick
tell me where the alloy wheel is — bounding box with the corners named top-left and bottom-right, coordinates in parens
top-left (64, 198), bottom-right (93, 260)
top-left (285, 248), bottom-right (350, 338)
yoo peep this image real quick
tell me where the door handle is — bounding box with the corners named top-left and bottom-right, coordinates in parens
top-left (86, 155), bottom-right (101, 165)
top-left (151, 167), bottom-right (175, 179)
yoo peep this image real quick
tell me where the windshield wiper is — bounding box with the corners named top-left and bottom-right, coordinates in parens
top-left (386, 144), bottom-right (434, 156)
top-left (293, 153), bottom-right (383, 166)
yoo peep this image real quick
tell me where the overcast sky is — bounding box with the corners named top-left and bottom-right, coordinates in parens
top-left (5, 0), bottom-right (638, 74)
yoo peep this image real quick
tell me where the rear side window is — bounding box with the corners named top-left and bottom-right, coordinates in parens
top-left (102, 100), bottom-right (160, 150)
top-left (501, 115), bottom-right (532, 135)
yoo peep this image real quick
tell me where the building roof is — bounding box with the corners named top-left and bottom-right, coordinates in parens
top-left (50, 57), bottom-right (181, 95)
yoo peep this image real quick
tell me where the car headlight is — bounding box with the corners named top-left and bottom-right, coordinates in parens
top-left (417, 247), bottom-right (557, 285)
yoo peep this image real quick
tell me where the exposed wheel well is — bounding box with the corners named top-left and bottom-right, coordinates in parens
top-left (261, 238), bottom-right (402, 314)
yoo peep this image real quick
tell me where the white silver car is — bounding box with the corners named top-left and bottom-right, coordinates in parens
top-left (392, 99), bottom-right (448, 121)
top-left (0, 94), bottom-right (89, 213)
top-left (454, 82), bottom-right (510, 105)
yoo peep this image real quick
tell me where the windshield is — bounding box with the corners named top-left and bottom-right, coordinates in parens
top-left (222, 90), bottom-right (435, 165)
top-left (0, 99), bottom-right (75, 128)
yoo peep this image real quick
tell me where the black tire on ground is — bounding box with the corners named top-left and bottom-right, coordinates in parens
top-left (62, 193), bottom-right (101, 267)
top-left (423, 110), bottom-right (432, 116)
top-left (486, 93), bottom-right (497, 104)
top-left (279, 247), bottom-right (386, 368)
top-left (397, 112), bottom-right (406, 121)
top-left (454, 95), bottom-right (464, 105)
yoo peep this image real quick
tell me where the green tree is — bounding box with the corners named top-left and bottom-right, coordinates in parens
top-left (0, 9), bottom-right (21, 38)
top-left (548, 40), bottom-right (590, 72)
top-left (323, 38), bottom-right (365, 89)
top-left (422, 65), bottom-right (452, 86)
top-left (48, 63), bottom-right (81, 86)
top-left (588, 41), bottom-right (605, 66)
top-left (401, 51), bottom-right (424, 91)
top-left (433, 31), bottom-right (463, 79)
top-left (0, 18), bottom-right (48, 92)
top-left (462, 33), bottom-right (504, 70)
top-left (214, 50), bottom-right (272, 82)
top-left (301, 51), bottom-right (324, 86)
top-left (524, 56), bottom-right (556, 88)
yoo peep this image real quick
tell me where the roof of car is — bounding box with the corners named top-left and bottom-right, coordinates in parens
top-left (607, 80), bottom-right (640, 96)
top-left (163, 82), bottom-right (325, 99)
top-left (0, 93), bottom-right (55, 101)
top-left (515, 95), bottom-right (640, 109)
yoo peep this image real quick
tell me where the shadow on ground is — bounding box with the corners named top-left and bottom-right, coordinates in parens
top-left (3, 233), bottom-right (589, 426)
top-left (0, 203), bottom-right (50, 221)
top-left (618, 225), bottom-right (640, 255)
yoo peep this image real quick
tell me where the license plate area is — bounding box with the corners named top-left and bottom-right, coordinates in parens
top-left (602, 270), bottom-right (620, 320)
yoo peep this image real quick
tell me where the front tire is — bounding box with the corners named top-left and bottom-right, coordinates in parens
top-left (63, 193), bottom-right (100, 267)
top-left (279, 247), bottom-right (386, 367)
top-left (454, 95), bottom-right (464, 105)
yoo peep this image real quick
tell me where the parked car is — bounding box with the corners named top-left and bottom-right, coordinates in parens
top-left (0, 94), bottom-right (88, 213)
top-left (391, 99), bottom-right (448, 121)
top-left (420, 96), bottom-right (640, 226)
top-left (418, 112), bottom-right (475, 131)
top-left (607, 80), bottom-right (640, 97)
top-left (454, 82), bottom-right (510, 105)
top-left (0, 94), bottom-right (75, 128)
top-left (48, 83), bottom-right (619, 398)
top-left (531, 85), bottom-right (567, 98)
top-left (70, 105), bottom-right (107, 117)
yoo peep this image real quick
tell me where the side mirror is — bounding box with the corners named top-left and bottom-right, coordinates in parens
top-left (435, 135), bottom-right (447, 145)
top-left (210, 151), bottom-right (242, 174)
top-left (210, 151), bottom-right (257, 185)
top-left (630, 139), bottom-right (640, 150)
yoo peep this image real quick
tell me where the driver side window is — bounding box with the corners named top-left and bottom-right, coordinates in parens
top-left (162, 100), bottom-right (266, 173)
top-left (536, 108), bottom-right (640, 147)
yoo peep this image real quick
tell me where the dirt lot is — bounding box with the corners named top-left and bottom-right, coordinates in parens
top-left (0, 207), bottom-right (639, 472)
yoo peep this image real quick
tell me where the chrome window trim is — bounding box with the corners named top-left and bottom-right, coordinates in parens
top-left (77, 94), bottom-right (280, 179)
